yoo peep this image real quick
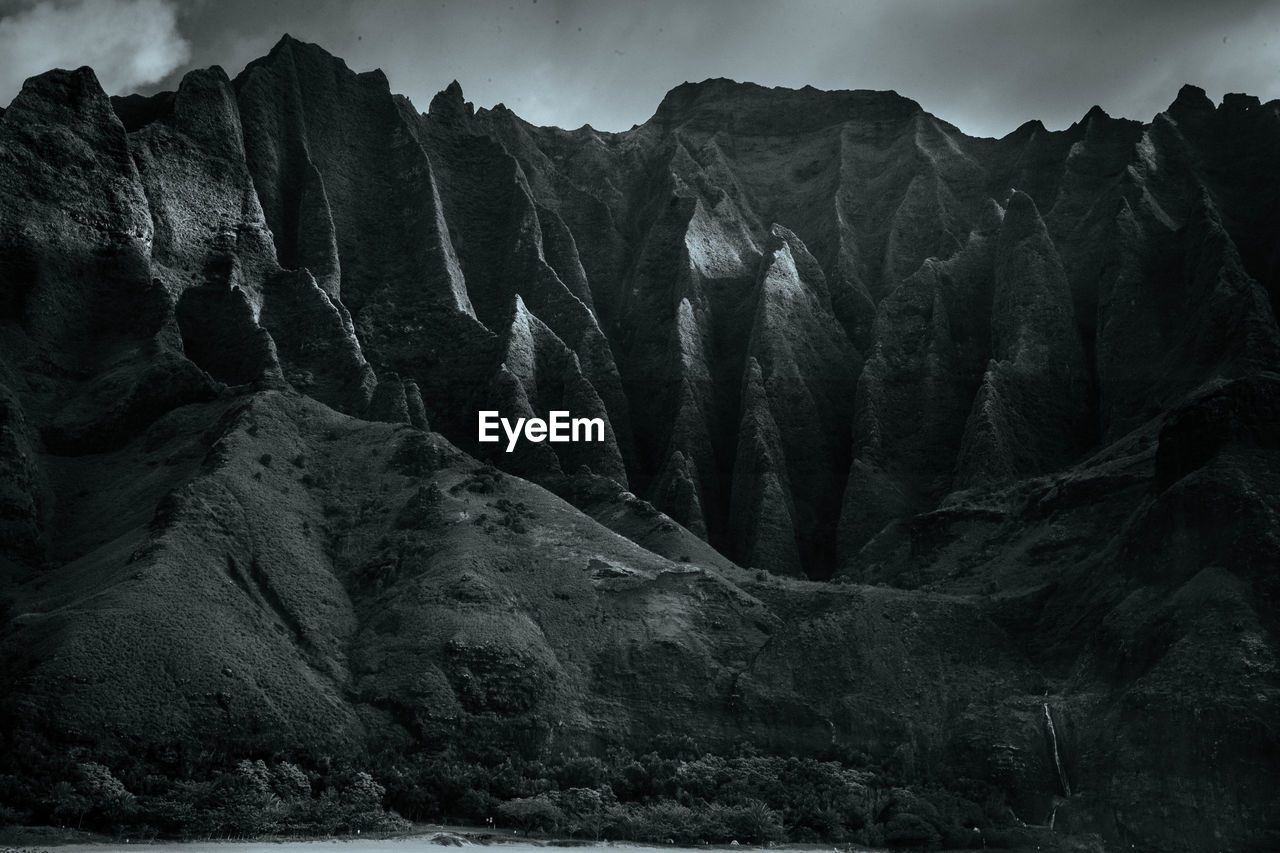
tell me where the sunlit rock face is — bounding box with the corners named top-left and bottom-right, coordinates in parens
top-left (1, 40), bottom-right (1278, 852)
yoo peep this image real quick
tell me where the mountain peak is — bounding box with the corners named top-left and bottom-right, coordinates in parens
top-left (429, 79), bottom-right (473, 122)
top-left (268, 33), bottom-right (332, 57)
top-left (4, 65), bottom-right (122, 138)
top-left (13, 65), bottom-right (106, 112)
top-left (244, 34), bottom-right (349, 79)
top-left (267, 32), bottom-right (306, 58)
top-left (1221, 92), bottom-right (1261, 112)
top-left (1083, 104), bottom-right (1110, 122)
top-left (650, 77), bottom-right (922, 134)
top-left (1169, 83), bottom-right (1214, 117)
top-left (1000, 188), bottom-right (1048, 245)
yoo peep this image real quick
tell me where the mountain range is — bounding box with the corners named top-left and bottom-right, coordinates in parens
top-left (0, 35), bottom-right (1277, 851)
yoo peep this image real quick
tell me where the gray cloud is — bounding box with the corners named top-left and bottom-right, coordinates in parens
top-left (0, 0), bottom-right (190, 99)
top-left (3, 0), bottom-right (1277, 138)
top-left (839, 0), bottom-right (1280, 135)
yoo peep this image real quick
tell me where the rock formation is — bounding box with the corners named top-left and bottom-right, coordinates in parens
top-left (1, 39), bottom-right (1278, 851)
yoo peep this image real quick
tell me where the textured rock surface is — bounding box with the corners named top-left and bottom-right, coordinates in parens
top-left (955, 190), bottom-right (1090, 486)
top-left (1, 41), bottom-right (1278, 852)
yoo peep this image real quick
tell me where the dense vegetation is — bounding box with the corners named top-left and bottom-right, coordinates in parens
top-left (0, 733), bottom-right (1064, 849)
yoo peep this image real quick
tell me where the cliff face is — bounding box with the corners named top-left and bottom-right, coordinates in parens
top-left (1, 39), bottom-right (1278, 851)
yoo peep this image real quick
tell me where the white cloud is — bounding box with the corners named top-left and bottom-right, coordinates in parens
top-left (0, 0), bottom-right (191, 106)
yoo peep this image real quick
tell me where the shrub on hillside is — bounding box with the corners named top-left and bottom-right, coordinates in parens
top-left (269, 761), bottom-right (312, 800)
top-left (557, 786), bottom-right (610, 838)
top-left (612, 799), bottom-right (701, 845)
top-left (884, 812), bottom-right (941, 851)
top-left (47, 780), bottom-right (90, 828)
top-left (311, 771), bottom-right (408, 834)
top-left (498, 794), bottom-right (565, 833)
top-left (552, 755), bottom-right (608, 789)
top-left (714, 798), bottom-right (786, 845)
top-left (51, 762), bottom-right (138, 830)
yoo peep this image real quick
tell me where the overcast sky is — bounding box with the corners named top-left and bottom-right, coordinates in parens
top-left (1, 0), bottom-right (1277, 138)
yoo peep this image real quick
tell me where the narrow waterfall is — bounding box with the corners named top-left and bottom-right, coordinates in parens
top-left (1043, 702), bottom-right (1071, 796)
